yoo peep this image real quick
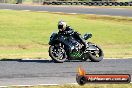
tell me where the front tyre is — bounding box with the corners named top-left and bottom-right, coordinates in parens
top-left (49, 45), bottom-right (67, 63)
top-left (88, 45), bottom-right (104, 62)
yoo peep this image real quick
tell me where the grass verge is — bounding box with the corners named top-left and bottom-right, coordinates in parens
top-left (0, 10), bottom-right (131, 59)
top-left (9, 84), bottom-right (132, 88)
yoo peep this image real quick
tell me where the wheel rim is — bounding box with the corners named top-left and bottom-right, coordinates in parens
top-left (51, 46), bottom-right (65, 60)
top-left (90, 46), bottom-right (103, 58)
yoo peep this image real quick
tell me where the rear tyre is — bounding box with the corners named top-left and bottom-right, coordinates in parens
top-left (49, 45), bottom-right (67, 63)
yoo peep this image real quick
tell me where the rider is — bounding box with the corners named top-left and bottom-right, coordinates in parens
top-left (58, 20), bottom-right (87, 50)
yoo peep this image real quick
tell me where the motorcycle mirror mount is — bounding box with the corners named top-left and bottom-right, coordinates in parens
top-left (83, 33), bottom-right (92, 40)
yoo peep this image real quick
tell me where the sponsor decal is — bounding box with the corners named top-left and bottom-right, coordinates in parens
top-left (76, 67), bottom-right (131, 85)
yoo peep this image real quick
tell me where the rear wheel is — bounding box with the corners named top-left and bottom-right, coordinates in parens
top-left (49, 45), bottom-right (67, 63)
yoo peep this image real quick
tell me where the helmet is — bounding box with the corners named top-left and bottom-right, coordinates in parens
top-left (58, 20), bottom-right (67, 31)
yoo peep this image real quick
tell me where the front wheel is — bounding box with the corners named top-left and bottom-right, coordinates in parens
top-left (49, 45), bottom-right (67, 63)
top-left (88, 45), bottom-right (104, 62)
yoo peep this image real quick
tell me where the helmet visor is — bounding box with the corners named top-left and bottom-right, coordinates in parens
top-left (58, 25), bottom-right (63, 29)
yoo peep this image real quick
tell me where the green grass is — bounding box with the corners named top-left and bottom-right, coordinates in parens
top-left (0, 10), bottom-right (132, 59)
top-left (9, 84), bottom-right (132, 88)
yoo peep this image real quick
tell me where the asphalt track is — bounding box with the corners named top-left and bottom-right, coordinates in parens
top-left (0, 3), bottom-right (132, 86)
top-left (0, 59), bottom-right (132, 86)
top-left (0, 3), bottom-right (132, 17)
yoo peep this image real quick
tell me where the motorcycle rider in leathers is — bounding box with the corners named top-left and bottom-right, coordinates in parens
top-left (58, 20), bottom-right (87, 51)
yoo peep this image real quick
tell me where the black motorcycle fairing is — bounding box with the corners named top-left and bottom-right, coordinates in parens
top-left (49, 32), bottom-right (83, 58)
top-left (59, 34), bottom-right (82, 52)
top-left (49, 32), bottom-right (59, 45)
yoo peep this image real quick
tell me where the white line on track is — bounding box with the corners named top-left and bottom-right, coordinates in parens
top-left (38, 84), bottom-right (59, 86)
top-left (36, 11), bottom-right (49, 12)
top-left (11, 85), bottom-right (34, 87)
top-left (3, 9), bottom-right (12, 10)
top-left (0, 86), bottom-right (8, 88)
top-left (21, 10), bottom-right (31, 11)
top-left (67, 13), bottom-right (77, 14)
top-left (53, 12), bottom-right (63, 13)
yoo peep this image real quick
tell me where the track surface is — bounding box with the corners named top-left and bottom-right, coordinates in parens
top-left (0, 3), bottom-right (132, 17)
top-left (0, 59), bottom-right (132, 86)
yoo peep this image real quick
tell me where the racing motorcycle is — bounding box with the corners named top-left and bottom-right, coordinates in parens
top-left (48, 31), bottom-right (104, 63)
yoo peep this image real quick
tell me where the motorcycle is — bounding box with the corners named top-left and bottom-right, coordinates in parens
top-left (48, 31), bottom-right (104, 63)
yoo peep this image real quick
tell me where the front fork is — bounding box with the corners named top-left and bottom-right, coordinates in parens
top-left (84, 42), bottom-right (99, 54)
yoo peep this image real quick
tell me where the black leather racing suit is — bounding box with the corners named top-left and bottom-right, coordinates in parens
top-left (58, 26), bottom-right (87, 50)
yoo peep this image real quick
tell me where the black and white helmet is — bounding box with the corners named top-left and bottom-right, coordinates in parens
top-left (58, 20), bottom-right (67, 31)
